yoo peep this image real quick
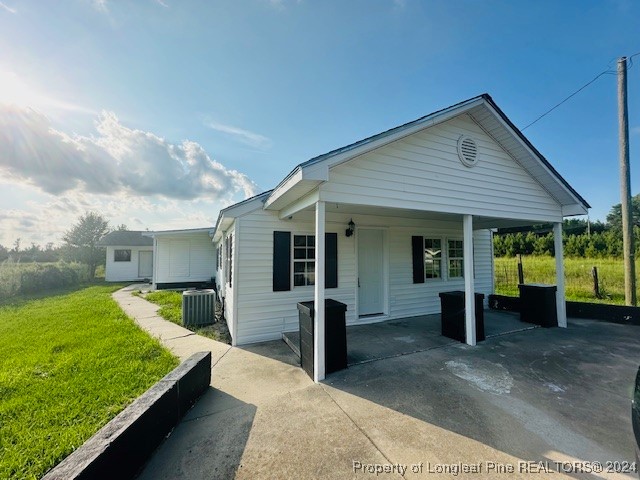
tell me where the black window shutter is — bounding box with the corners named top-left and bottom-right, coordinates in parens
top-left (411, 236), bottom-right (425, 284)
top-left (325, 232), bottom-right (338, 289)
top-left (273, 231), bottom-right (291, 291)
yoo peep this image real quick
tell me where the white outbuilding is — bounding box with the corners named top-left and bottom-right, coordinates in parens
top-left (98, 231), bottom-right (154, 282)
top-left (212, 94), bottom-right (590, 381)
top-left (144, 228), bottom-right (216, 290)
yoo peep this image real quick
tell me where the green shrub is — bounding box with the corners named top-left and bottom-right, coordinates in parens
top-left (0, 262), bottom-right (90, 298)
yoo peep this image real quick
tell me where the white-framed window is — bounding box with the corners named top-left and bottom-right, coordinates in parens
top-left (424, 238), bottom-right (442, 279)
top-left (447, 239), bottom-right (464, 278)
top-left (114, 249), bottom-right (131, 262)
top-left (293, 234), bottom-right (315, 287)
top-left (226, 234), bottom-right (233, 286)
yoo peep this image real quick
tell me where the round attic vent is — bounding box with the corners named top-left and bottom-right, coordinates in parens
top-left (457, 135), bottom-right (478, 167)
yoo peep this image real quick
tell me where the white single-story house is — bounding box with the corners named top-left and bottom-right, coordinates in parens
top-left (143, 228), bottom-right (216, 290)
top-left (211, 94), bottom-right (589, 382)
top-left (98, 231), bottom-right (154, 282)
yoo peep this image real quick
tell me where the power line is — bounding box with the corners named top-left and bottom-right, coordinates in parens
top-left (522, 51), bottom-right (640, 131)
top-left (522, 69), bottom-right (614, 131)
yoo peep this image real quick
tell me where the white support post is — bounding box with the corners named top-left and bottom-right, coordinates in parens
top-left (463, 214), bottom-right (476, 346)
top-left (314, 201), bottom-right (326, 382)
top-left (152, 237), bottom-right (158, 289)
top-left (553, 222), bottom-right (567, 328)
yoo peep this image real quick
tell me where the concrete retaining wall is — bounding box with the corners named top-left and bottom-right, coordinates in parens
top-left (43, 351), bottom-right (212, 480)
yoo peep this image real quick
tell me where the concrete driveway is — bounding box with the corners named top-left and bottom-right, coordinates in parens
top-left (116, 289), bottom-right (640, 479)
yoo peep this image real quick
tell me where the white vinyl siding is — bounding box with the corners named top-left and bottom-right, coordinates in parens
top-left (104, 246), bottom-right (153, 282)
top-left (386, 225), bottom-right (491, 320)
top-left (216, 222), bottom-right (237, 342)
top-left (155, 233), bottom-right (215, 284)
top-left (231, 208), bottom-right (493, 345)
top-left (322, 114), bottom-right (563, 223)
top-left (233, 209), bottom-right (355, 345)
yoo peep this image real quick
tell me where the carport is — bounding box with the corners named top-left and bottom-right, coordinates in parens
top-left (283, 309), bottom-right (538, 367)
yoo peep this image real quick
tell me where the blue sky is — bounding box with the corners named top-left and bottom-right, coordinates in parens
top-left (0, 0), bottom-right (638, 246)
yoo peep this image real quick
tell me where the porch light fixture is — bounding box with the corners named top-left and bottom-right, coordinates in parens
top-left (345, 219), bottom-right (355, 237)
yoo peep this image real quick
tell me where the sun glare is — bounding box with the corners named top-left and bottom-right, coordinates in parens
top-left (0, 70), bottom-right (43, 107)
top-left (0, 70), bottom-right (92, 114)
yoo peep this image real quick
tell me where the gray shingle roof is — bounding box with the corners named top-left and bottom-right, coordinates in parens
top-left (97, 231), bottom-right (153, 247)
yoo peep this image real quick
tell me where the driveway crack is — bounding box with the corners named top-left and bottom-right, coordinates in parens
top-left (212, 346), bottom-right (232, 369)
top-left (320, 384), bottom-right (406, 480)
top-left (164, 332), bottom-right (196, 341)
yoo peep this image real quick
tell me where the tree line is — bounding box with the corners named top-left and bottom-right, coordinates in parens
top-left (494, 195), bottom-right (640, 258)
top-left (1, 212), bottom-right (127, 278)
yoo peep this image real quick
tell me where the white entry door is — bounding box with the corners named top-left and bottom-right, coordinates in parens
top-left (358, 229), bottom-right (384, 316)
top-left (138, 251), bottom-right (153, 278)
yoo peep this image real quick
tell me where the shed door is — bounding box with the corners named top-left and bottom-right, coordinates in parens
top-left (358, 229), bottom-right (384, 316)
top-left (138, 251), bottom-right (153, 278)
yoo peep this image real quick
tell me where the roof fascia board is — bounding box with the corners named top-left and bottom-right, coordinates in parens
top-left (320, 99), bottom-right (486, 172)
top-left (482, 98), bottom-right (590, 211)
top-left (278, 190), bottom-right (320, 219)
top-left (213, 190), bottom-right (271, 241)
top-left (213, 217), bottom-right (233, 243)
top-left (562, 204), bottom-right (588, 216)
top-left (145, 228), bottom-right (214, 237)
top-left (264, 96), bottom-right (486, 210)
top-left (264, 168), bottom-right (303, 210)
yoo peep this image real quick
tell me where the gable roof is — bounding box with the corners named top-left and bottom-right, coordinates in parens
top-left (263, 94), bottom-right (590, 215)
top-left (144, 227), bottom-right (215, 237)
top-left (97, 230), bottom-right (153, 247)
top-left (212, 190), bottom-right (272, 242)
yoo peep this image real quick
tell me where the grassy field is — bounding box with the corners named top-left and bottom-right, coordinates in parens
top-left (494, 256), bottom-right (638, 304)
top-left (0, 284), bottom-right (178, 480)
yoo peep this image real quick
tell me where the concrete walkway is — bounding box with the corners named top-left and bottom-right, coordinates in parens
top-left (113, 285), bottom-right (638, 480)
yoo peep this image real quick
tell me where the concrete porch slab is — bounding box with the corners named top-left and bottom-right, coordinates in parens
top-left (283, 310), bottom-right (538, 366)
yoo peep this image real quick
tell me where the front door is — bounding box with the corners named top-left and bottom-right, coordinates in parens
top-left (138, 251), bottom-right (153, 278)
top-left (358, 229), bottom-right (384, 316)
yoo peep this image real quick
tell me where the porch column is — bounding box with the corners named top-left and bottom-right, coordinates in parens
top-left (553, 222), bottom-right (567, 328)
top-left (463, 214), bottom-right (476, 346)
top-left (152, 237), bottom-right (158, 289)
top-left (314, 201), bottom-right (326, 382)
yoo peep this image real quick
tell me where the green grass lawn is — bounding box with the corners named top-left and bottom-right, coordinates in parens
top-left (494, 256), bottom-right (638, 304)
top-left (143, 290), bottom-right (182, 324)
top-left (0, 284), bottom-right (178, 480)
top-left (141, 290), bottom-right (231, 343)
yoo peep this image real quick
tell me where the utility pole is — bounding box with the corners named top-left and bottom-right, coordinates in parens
top-left (617, 56), bottom-right (637, 306)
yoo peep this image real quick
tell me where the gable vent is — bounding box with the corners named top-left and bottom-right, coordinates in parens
top-left (457, 135), bottom-right (478, 167)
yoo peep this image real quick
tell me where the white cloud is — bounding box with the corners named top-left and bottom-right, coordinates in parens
top-left (0, 105), bottom-right (258, 201)
top-left (92, 0), bottom-right (109, 13)
top-left (0, 1), bottom-right (16, 14)
top-left (263, 0), bottom-right (304, 10)
top-left (204, 120), bottom-right (272, 149)
top-left (0, 104), bottom-right (260, 245)
top-left (0, 184), bottom-right (235, 246)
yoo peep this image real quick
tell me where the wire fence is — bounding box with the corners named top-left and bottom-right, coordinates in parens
top-left (494, 256), bottom-right (635, 305)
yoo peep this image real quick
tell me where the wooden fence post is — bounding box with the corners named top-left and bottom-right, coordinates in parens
top-left (517, 254), bottom-right (524, 285)
top-left (592, 266), bottom-right (600, 299)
